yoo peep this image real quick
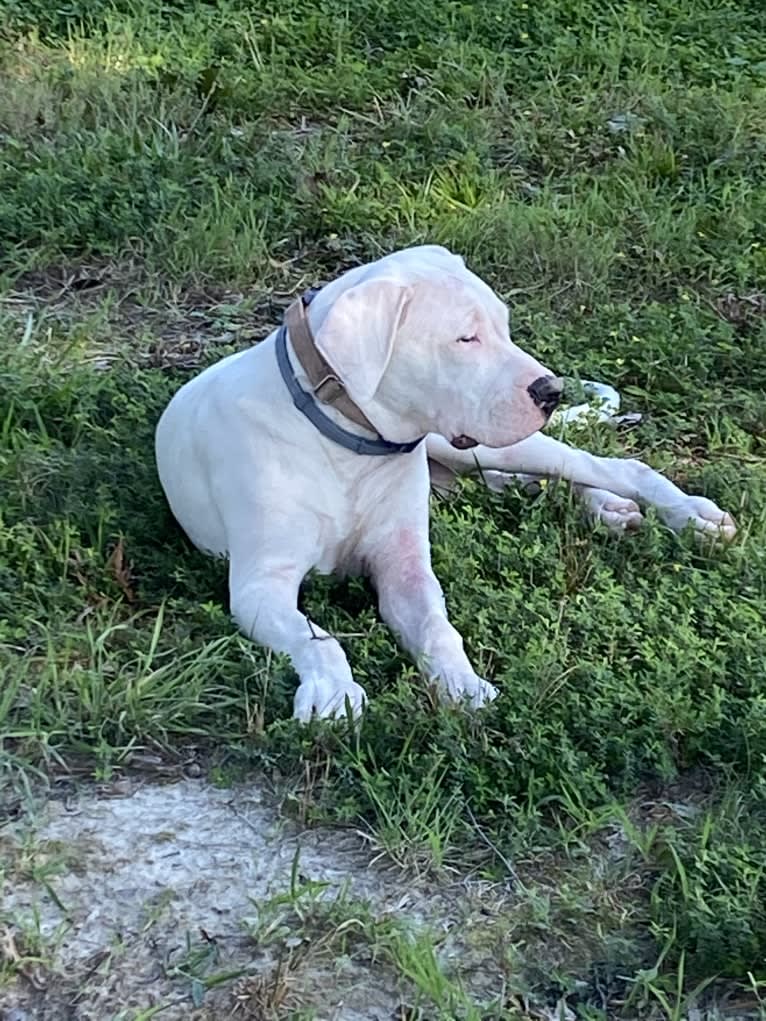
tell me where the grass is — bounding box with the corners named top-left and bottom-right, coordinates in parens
top-left (1, 0), bottom-right (766, 1015)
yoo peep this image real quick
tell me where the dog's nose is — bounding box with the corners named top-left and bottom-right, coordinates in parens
top-left (527, 375), bottom-right (564, 416)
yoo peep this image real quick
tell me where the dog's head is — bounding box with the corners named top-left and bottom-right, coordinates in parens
top-left (307, 244), bottom-right (562, 448)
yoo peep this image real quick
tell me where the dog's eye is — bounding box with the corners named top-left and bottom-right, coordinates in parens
top-left (456, 335), bottom-right (479, 344)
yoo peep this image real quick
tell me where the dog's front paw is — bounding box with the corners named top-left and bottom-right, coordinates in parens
top-left (578, 486), bottom-right (644, 534)
top-left (435, 672), bottom-right (498, 709)
top-left (593, 496), bottom-right (644, 534)
top-left (660, 496), bottom-right (737, 542)
top-left (293, 677), bottom-right (367, 722)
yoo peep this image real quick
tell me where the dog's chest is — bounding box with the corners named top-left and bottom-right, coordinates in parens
top-left (309, 454), bottom-right (428, 577)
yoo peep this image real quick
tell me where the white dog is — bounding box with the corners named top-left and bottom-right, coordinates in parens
top-left (155, 245), bottom-right (736, 721)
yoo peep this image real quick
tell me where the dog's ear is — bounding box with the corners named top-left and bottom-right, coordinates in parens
top-left (315, 278), bottom-right (412, 404)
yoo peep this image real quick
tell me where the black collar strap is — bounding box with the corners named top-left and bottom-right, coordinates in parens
top-left (275, 322), bottom-right (423, 456)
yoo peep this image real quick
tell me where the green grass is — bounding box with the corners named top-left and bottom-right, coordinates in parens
top-left (2, 0), bottom-right (766, 1015)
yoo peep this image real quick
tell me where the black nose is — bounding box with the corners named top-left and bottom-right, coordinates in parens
top-left (527, 375), bottom-right (564, 416)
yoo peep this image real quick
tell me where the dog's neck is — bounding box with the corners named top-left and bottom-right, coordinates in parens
top-left (276, 293), bottom-right (424, 457)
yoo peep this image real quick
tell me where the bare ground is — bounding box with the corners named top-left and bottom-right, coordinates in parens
top-left (1, 777), bottom-right (517, 1021)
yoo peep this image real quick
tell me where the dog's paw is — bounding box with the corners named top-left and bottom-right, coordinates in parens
top-left (482, 470), bottom-right (542, 496)
top-left (435, 672), bottom-right (498, 709)
top-left (595, 497), bottom-right (644, 533)
top-left (580, 487), bottom-right (644, 534)
top-left (659, 497), bottom-right (737, 543)
top-left (293, 677), bottom-right (367, 723)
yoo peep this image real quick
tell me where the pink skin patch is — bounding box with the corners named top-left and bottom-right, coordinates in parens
top-left (381, 527), bottom-right (430, 589)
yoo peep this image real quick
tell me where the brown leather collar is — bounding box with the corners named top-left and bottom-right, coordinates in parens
top-left (277, 290), bottom-right (424, 456)
top-left (284, 292), bottom-right (381, 436)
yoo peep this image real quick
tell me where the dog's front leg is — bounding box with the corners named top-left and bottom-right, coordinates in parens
top-left (229, 554), bottom-right (367, 722)
top-left (427, 433), bottom-right (736, 540)
top-left (369, 527), bottom-right (498, 708)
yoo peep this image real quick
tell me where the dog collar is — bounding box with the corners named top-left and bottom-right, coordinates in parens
top-left (275, 290), bottom-right (424, 457)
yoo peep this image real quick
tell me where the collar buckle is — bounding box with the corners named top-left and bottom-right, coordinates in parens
top-left (313, 373), bottom-right (345, 403)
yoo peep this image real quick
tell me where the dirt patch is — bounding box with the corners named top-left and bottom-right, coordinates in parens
top-left (1, 778), bottom-right (511, 1020)
top-left (712, 291), bottom-right (766, 332)
top-left (0, 270), bottom-right (275, 373)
